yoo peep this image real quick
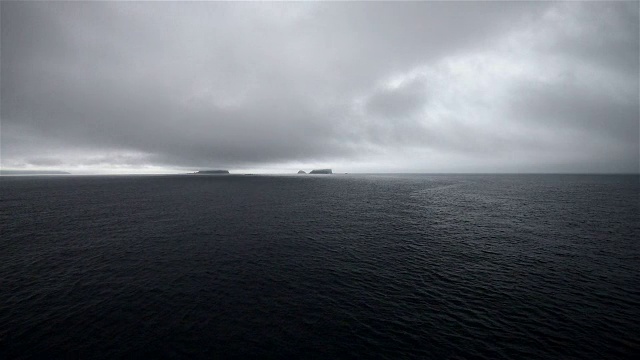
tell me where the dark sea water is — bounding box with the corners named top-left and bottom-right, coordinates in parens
top-left (1, 174), bottom-right (639, 359)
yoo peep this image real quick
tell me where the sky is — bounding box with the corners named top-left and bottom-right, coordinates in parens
top-left (1, 1), bottom-right (638, 174)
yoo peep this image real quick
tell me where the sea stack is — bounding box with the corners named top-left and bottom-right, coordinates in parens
top-left (297, 170), bottom-right (307, 174)
top-left (310, 169), bottom-right (332, 174)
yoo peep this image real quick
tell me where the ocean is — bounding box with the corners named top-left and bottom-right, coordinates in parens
top-left (1, 174), bottom-right (638, 359)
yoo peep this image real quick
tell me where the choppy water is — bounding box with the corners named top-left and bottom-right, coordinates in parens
top-left (1, 174), bottom-right (639, 359)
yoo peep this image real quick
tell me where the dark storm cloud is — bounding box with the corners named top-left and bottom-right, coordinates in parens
top-left (1, 1), bottom-right (638, 173)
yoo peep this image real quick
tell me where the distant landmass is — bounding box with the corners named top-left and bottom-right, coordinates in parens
top-left (297, 170), bottom-right (307, 174)
top-left (195, 170), bottom-right (230, 174)
top-left (310, 169), bottom-right (332, 174)
top-left (0, 170), bottom-right (71, 175)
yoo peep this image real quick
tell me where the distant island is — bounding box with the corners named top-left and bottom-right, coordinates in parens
top-left (194, 170), bottom-right (230, 174)
top-left (309, 169), bottom-right (332, 174)
top-left (0, 170), bottom-right (71, 175)
top-left (297, 170), bottom-right (307, 174)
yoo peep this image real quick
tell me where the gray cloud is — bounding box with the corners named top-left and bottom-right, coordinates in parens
top-left (365, 77), bottom-right (429, 119)
top-left (1, 1), bottom-right (637, 173)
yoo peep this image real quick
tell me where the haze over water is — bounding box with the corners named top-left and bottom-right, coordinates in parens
top-left (1, 174), bottom-right (638, 359)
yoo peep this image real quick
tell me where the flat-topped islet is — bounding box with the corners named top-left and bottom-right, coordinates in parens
top-left (195, 170), bottom-right (230, 174)
top-left (309, 169), bottom-right (332, 174)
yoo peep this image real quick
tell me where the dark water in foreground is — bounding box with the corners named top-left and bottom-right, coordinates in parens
top-left (1, 174), bottom-right (639, 359)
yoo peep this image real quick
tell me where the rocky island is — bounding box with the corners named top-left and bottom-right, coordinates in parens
top-left (297, 170), bottom-right (307, 174)
top-left (310, 169), bottom-right (332, 174)
top-left (194, 170), bottom-right (230, 174)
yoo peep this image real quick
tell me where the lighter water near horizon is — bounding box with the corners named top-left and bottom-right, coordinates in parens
top-left (1, 174), bottom-right (639, 359)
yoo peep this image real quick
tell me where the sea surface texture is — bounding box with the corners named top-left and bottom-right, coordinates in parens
top-left (1, 174), bottom-right (639, 359)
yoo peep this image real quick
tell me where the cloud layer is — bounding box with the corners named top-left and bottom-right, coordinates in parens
top-left (1, 1), bottom-right (638, 173)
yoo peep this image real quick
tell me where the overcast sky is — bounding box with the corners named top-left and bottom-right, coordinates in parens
top-left (1, 1), bottom-right (638, 174)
